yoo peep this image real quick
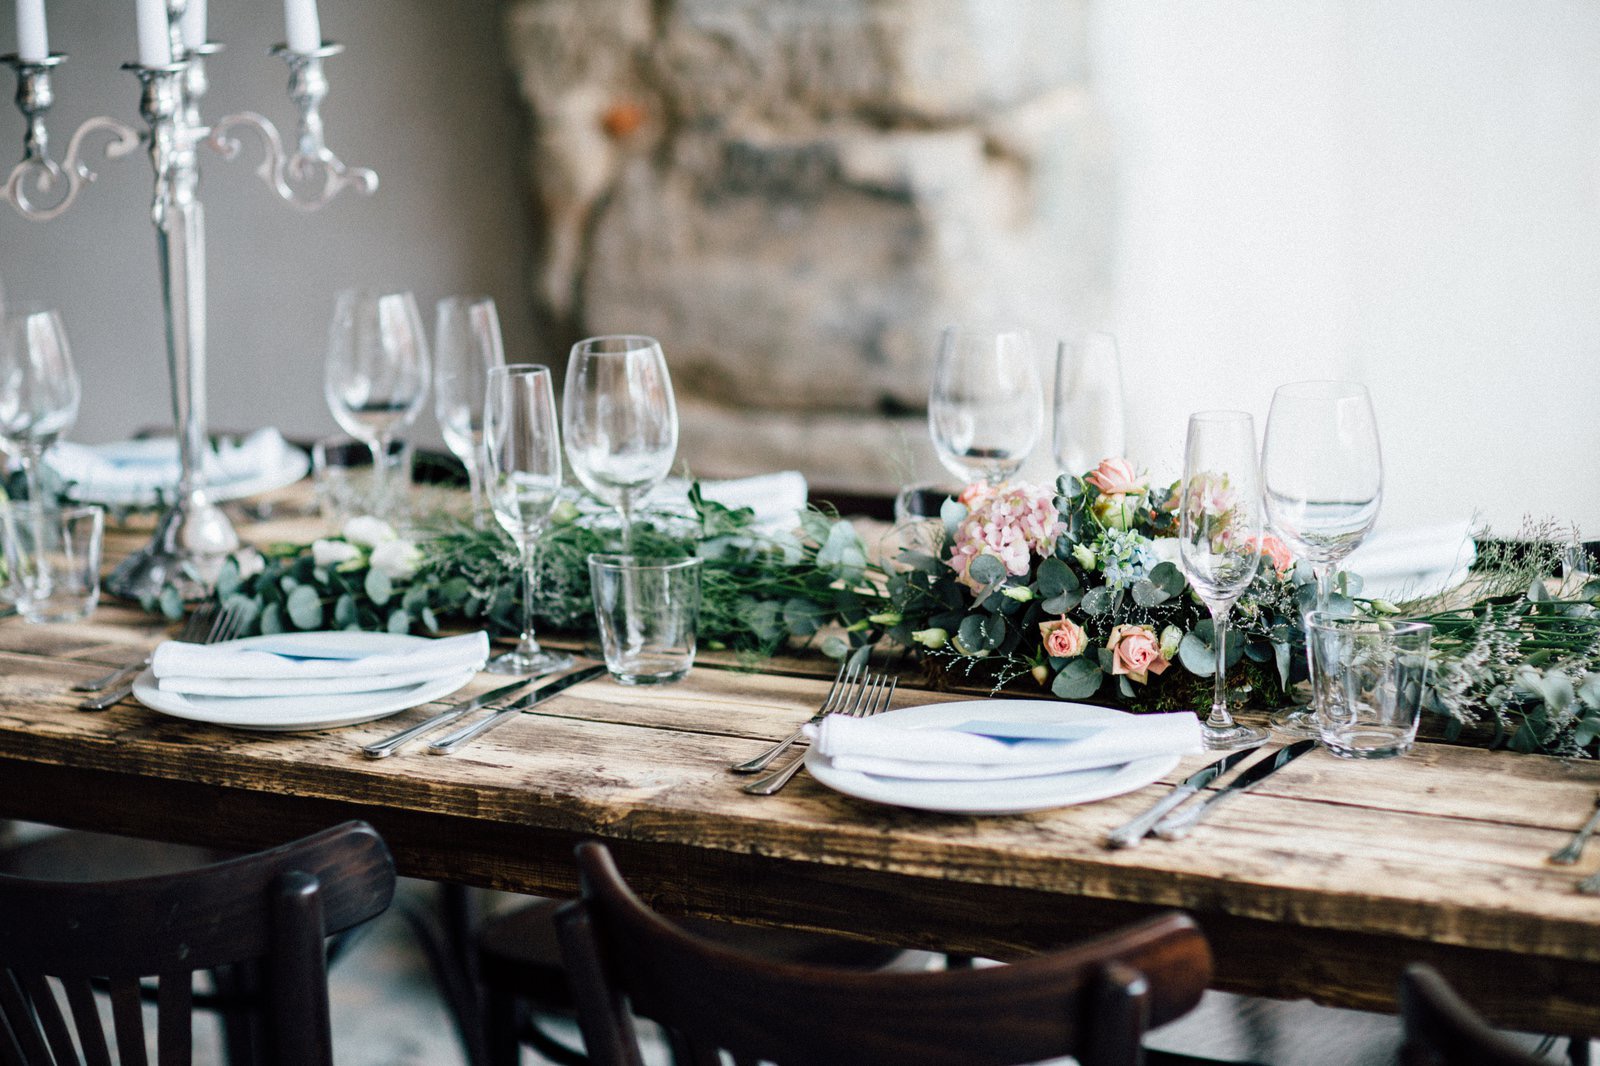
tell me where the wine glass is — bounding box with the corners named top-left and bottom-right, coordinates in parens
top-left (1053, 332), bottom-right (1126, 475)
top-left (1262, 380), bottom-right (1383, 737)
top-left (1179, 411), bottom-right (1269, 750)
top-left (483, 364), bottom-right (573, 677)
top-left (324, 290), bottom-right (430, 520)
top-left (563, 336), bottom-right (678, 550)
top-left (0, 308), bottom-right (81, 506)
top-left (434, 295), bottom-right (506, 525)
top-left (929, 327), bottom-right (1041, 485)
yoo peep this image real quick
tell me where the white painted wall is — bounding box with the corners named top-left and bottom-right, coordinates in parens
top-left (1092, 1), bottom-right (1600, 537)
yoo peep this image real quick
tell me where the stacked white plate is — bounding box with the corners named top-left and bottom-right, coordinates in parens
top-left (804, 701), bottom-right (1198, 815)
top-left (133, 631), bottom-right (485, 732)
top-left (46, 428), bottom-right (310, 509)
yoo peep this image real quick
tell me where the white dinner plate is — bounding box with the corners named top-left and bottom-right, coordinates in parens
top-left (55, 440), bottom-right (310, 508)
top-left (131, 632), bottom-right (476, 731)
top-left (804, 700), bottom-right (1181, 815)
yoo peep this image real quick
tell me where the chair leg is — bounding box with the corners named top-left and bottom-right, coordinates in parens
top-left (397, 895), bottom-right (491, 1066)
top-left (1571, 1036), bottom-right (1592, 1066)
top-left (484, 982), bottom-right (524, 1066)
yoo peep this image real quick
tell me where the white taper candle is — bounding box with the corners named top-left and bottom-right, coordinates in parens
top-left (134, 0), bottom-right (172, 66)
top-left (283, 0), bottom-right (319, 54)
top-left (14, 0), bottom-right (47, 63)
top-left (180, 0), bottom-right (205, 49)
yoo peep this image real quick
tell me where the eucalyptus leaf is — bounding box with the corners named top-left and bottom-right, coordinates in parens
top-left (260, 601), bottom-right (285, 635)
top-left (285, 585), bottom-right (323, 630)
top-left (1131, 579), bottom-right (1168, 608)
top-left (1040, 591), bottom-right (1083, 614)
top-left (968, 554), bottom-right (1007, 587)
top-left (216, 557), bottom-right (242, 598)
top-left (1080, 587), bottom-right (1112, 616)
top-left (386, 608), bottom-right (411, 634)
top-left (1050, 658), bottom-right (1102, 699)
top-left (365, 567), bottom-right (393, 607)
top-left (957, 614), bottom-right (989, 654)
top-left (334, 594), bottom-right (359, 629)
top-left (157, 584), bottom-right (185, 622)
top-left (1179, 632), bottom-right (1215, 676)
top-left (1149, 561), bottom-right (1186, 597)
top-left (1036, 557), bottom-right (1076, 598)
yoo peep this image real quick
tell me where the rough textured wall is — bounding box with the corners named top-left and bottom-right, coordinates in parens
top-left (506, 0), bottom-right (1112, 490)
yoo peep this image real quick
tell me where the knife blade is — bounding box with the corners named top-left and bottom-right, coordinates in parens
top-left (362, 676), bottom-right (542, 759)
top-left (1103, 742), bottom-right (1266, 849)
top-left (1152, 739), bottom-right (1318, 841)
top-left (426, 664), bottom-right (607, 755)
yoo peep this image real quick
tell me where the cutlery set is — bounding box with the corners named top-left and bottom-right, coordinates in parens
top-left (731, 661), bottom-right (897, 795)
top-left (1103, 739), bottom-right (1317, 848)
top-left (1548, 793), bottom-right (1600, 895)
top-left (73, 601), bottom-right (248, 711)
top-left (364, 663), bottom-right (606, 758)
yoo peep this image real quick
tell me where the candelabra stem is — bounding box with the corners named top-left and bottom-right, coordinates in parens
top-left (106, 64), bottom-right (238, 602)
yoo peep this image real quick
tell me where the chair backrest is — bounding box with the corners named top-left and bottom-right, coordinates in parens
top-left (554, 842), bottom-right (1212, 1066)
top-left (1398, 964), bottom-right (1547, 1066)
top-left (0, 820), bottom-right (395, 1066)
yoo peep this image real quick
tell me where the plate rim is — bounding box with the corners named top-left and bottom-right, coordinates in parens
top-left (803, 700), bottom-right (1182, 814)
top-left (131, 663), bottom-right (476, 732)
top-left (57, 442), bottom-right (310, 507)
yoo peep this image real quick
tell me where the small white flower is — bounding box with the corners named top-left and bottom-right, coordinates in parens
top-left (312, 539), bottom-right (362, 569)
top-left (342, 515), bottom-right (397, 548)
top-left (369, 538), bottom-right (423, 582)
top-left (233, 547), bottom-right (266, 581)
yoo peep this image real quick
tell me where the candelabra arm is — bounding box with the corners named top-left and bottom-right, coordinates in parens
top-left (4, 55), bottom-right (141, 222)
top-left (208, 43), bottom-right (376, 212)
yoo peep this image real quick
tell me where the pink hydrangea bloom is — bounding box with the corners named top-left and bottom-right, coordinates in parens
top-left (949, 481), bottom-right (1063, 591)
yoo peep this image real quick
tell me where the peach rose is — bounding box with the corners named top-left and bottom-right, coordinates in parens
top-left (1039, 617), bottom-right (1088, 659)
top-left (1106, 623), bottom-right (1171, 685)
top-left (1087, 457), bottom-right (1147, 497)
top-left (1251, 534), bottom-right (1295, 575)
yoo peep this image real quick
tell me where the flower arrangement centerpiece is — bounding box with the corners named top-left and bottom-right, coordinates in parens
top-left (871, 459), bottom-right (1312, 712)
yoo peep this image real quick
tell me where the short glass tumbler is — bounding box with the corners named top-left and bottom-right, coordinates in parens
top-left (3, 504), bottom-right (103, 624)
top-left (587, 554), bottom-right (702, 685)
top-left (1305, 613), bottom-right (1433, 760)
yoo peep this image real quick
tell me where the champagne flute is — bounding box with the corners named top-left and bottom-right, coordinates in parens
top-left (929, 327), bottom-right (1041, 485)
top-left (562, 336), bottom-right (678, 550)
top-left (1262, 380), bottom-right (1383, 737)
top-left (324, 290), bottom-right (430, 520)
top-left (483, 364), bottom-right (573, 676)
top-left (434, 295), bottom-right (506, 525)
top-left (1053, 332), bottom-right (1126, 474)
top-left (1179, 411), bottom-right (1269, 750)
top-left (0, 308), bottom-right (80, 506)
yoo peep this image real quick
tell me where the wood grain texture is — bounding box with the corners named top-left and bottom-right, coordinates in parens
top-left (0, 506), bottom-right (1595, 1033)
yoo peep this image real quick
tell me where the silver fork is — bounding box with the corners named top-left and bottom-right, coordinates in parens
top-left (730, 661), bottom-right (862, 774)
top-left (77, 601), bottom-right (247, 711)
top-left (1550, 794), bottom-right (1600, 865)
top-left (73, 602), bottom-right (219, 693)
top-left (742, 672), bottom-right (897, 796)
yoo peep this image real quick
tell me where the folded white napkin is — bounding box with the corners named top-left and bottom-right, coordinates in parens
top-left (695, 472), bottom-right (809, 531)
top-left (46, 428), bottom-right (294, 504)
top-left (152, 631), bottom-right (488, 698)
top-left (807, 711), bottom-right (1202, 781)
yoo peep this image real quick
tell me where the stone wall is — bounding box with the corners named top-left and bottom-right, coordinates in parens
top-left (504, 0), bottom-right (1113, 491)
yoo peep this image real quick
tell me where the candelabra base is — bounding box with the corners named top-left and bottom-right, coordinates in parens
top-left (105, 493), bottom-right (239, 602)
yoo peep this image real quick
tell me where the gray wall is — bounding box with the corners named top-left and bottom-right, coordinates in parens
top-left (0, 0), bottom-right (536, 453)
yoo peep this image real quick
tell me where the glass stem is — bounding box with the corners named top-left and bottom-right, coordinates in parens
top-left (369, 435), bottom-right (389, 517)
top-left (465, 449), bottom-right (485, 530)
top-left (519, 539), bottom-right (539, 653)
top-left (21, 447), bottom-right (42, 505)
top-left (1207, 604), bottom-right (1234, 731)
top-left (618, 495), bottom-right (634, 554)
top-left (1314, 562), bottom-right (1336, 615)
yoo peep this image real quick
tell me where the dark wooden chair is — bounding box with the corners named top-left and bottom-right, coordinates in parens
top-left (551, 841), bottom-right (1213, 1066)
top-left (0, 820), bottom-right (395, 1066)
top-left (1399, 964), bottom-right (1551, 1066)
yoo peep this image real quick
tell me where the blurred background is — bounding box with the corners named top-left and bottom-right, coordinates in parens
top-left (1, 0), bottom-right (1596, 536)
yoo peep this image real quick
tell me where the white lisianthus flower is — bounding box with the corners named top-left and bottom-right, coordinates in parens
top-left (233, 547), bottom-right (266, 581)
top-left (369, 538), bottom-right (424, 582)
top-left (312, 539), bottom-right (362, 568)
top-left (1149, 537), bottom-right (1183, 565)
top-left (342, 515), bottom-right (397, 548)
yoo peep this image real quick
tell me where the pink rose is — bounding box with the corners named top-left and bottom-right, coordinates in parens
top-left (1251, 534), bottom-right (1295, 575)
top-left (1039, 617), bottom-right (1088, 658)
top-left (1087, 457), bottom-right (1147, 497)
top-left (1106, 623), bottom-right (1171, 685)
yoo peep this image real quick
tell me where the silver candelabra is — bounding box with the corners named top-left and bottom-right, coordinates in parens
top-left (2, 0), bottom-right (375, 601)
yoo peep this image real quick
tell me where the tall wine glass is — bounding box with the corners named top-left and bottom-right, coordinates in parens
top-left (434, 295), bottom-right (505, 525)
top-left (1053, 332), bottom-right (1126, 475)
top-left (325, 290), bottom-right (430, 520)
top-left (929, 327), bottom-right (1041, 485)
top-left (563, 336), bottom-right (678, 550)
top-left (1262, 380), bottom-right (1383, 737)
top-left (483, 364), bottom-right (573, 676)
top-left (1179, 411), bottom-right (1269, 750)
top-left (0, 308), bottom-right (80, 506)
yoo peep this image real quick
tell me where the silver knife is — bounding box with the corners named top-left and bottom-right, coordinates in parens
top-left (1103, 743), bottom-right (1266, 849)
top-left (1152, 739), bottom-right (1318, 841)
top-left (426, 664), bottom-right (606, 755)
top-left (362, 676), bottom-right (540, 759)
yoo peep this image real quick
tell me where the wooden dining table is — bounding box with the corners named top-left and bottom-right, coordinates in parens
top-left (2, 501), bottom-right (1600, 1039)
